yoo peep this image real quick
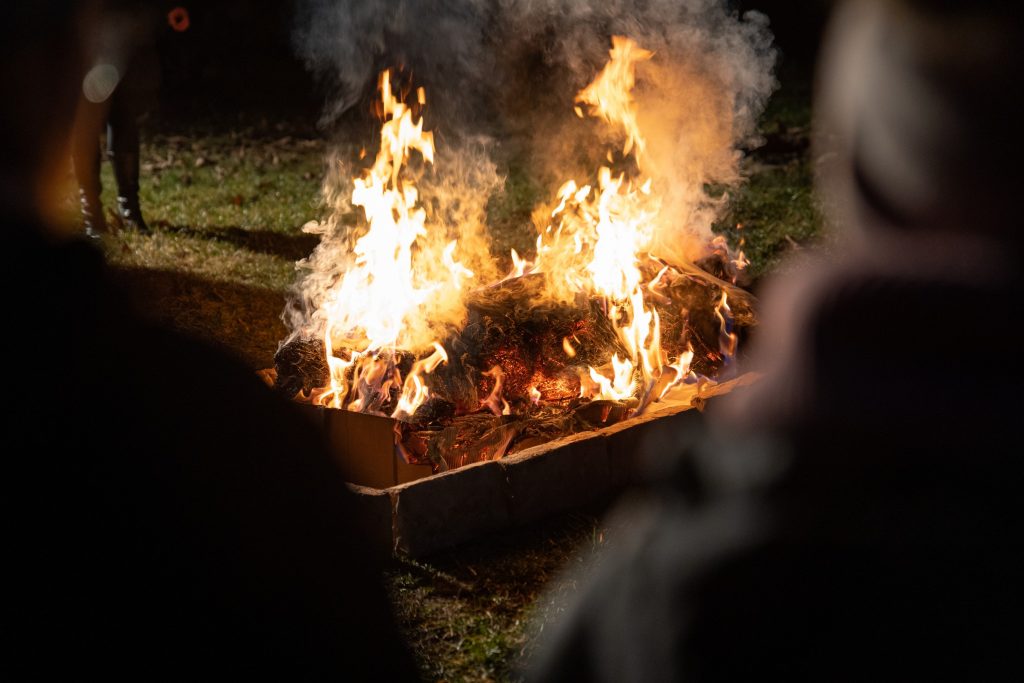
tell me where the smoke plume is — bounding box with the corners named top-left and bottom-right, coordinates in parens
top-left (286, 0), bottom-right (776, 342)
top-left (294, 0), bottom-right (775, 247)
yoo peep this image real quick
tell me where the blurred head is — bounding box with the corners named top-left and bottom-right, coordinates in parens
top-left (816, 0), bottom-right (1024, 255)
top-left (1, 2), bottom-right (92, 227)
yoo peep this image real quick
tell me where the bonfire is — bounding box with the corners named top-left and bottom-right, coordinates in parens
top-left (273, 37), bottom-right (756, 473)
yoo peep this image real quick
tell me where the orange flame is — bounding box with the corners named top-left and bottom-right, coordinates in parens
top-left (392, 343), bottom-right (448, 421)
top-left (531, 37), bottom-right (673, 412)
top-left (311, 71), bottom-right (470, 419)
top-left (481, 365), bottom-right (508, 417)
top-left (576, 35), bottom-right (653, 159)
top-left (715, 291), bottom-right (738, 370)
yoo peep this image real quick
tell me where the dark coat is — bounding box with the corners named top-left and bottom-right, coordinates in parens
top-left (7, 225), bottom-right (417, 680)
top-left (529, 230), bottom-right (1024, 681)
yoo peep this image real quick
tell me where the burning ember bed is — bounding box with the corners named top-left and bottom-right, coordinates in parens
top-left (265, 37), bottom-right (760, 553)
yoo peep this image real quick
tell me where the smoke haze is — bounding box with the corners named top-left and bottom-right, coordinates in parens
top-left (286, 0), bottom-right (777, 342)
top-left (295, 0), bottom-right (775, 253)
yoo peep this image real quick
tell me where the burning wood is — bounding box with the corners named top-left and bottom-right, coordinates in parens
top-left (274, 37), bottom-right (759, 479)
top-left (276, 260), bottom-right (750, 471)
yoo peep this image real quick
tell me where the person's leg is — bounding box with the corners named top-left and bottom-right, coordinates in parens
top-left (71, 98), bottom-right (107, 238)
top-left (107, 97), bottom-right (148, 233)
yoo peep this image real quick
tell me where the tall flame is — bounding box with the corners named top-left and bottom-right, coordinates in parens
top-left (312, 71), bottom-right (474, 419)
top-left (528, 37), bottom-right (675, 412)
top-left (326, 74), bottom-right (436, 352)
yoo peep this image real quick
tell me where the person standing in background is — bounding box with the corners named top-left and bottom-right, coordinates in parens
top-left (72, 2), bottom-right (189, 237)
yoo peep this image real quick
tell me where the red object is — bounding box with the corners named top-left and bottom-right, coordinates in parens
top-left (168, 7), bottom-right (190, 32)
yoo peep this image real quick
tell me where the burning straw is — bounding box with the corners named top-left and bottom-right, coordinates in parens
top-left (277, 22), bottom-right (768, 473)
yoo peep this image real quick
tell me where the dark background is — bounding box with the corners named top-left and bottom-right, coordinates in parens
top-left (155, 1), bottom-right (835, 126)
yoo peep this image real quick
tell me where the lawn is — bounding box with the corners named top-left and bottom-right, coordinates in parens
top-left (85, 69), bottom-right (820, 681)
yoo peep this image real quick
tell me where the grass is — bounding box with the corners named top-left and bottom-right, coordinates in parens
top-left (388, 509), bottom-right (612, 681)
top-left (79, 77), bottom-right (819, 680)
top-left (93, 124), bottom-right (328, 367)
top-left (718, 156), bottom-right (820, 281)
top-left (716, 65), bottom-right (822, 282)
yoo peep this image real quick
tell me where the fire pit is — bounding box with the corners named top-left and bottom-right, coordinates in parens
top-left (295, 374), bottom-right (756, 557)
top-left (267, 36), bottom-right (762, 554)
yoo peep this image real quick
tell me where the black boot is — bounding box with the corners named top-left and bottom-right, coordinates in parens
top-left (80, 188), bottom-right (107, 239)
top-left (111, 151), bottom-right (149, 233)
top-left (73, 137), bottom-right (107, 239)
top-left (116, 194), bottom-right (149, 233)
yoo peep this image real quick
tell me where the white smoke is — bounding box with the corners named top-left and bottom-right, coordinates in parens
top-left (294, 1), bottom-right (776, 143)
top-left (494, 0), bottom-right (778, 261)
top-left (286, 0), bottom-right (777, 340)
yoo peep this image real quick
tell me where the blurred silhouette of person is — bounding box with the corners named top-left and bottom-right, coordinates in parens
top-left (72, 1), bottom-right (186, 237)
top-left (5, 3), bottom-right (417, 679)
top-left (530, 1), bottom-right (1024, 681)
